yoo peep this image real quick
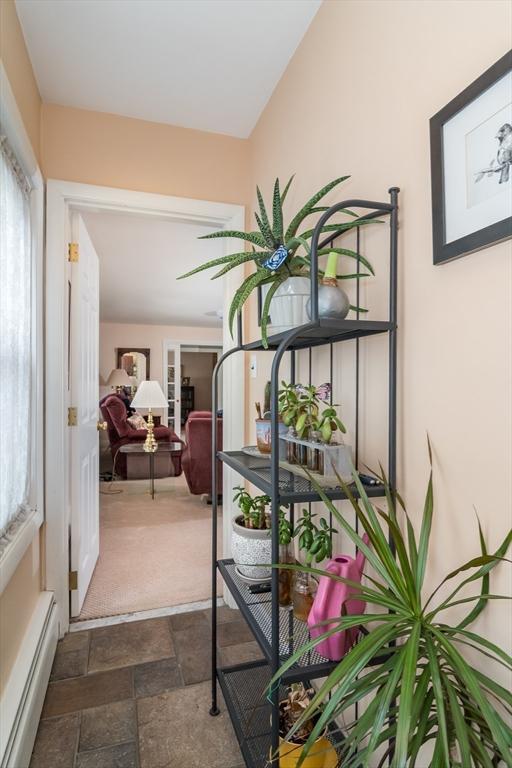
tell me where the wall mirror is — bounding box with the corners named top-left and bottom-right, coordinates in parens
top-left (116, 347), bottom-right (151, 388)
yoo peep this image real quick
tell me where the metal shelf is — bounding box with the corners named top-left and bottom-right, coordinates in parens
top-left (217, 659), bottom-right (345, 768)
top-left (218, 451), bottom-right (385, 504)
top-left (211, 191), bottom-right (400, 763)
top-left (218, 559), bottom-right (389, 683)
top-left (242, 318), bottom-right (394, 352)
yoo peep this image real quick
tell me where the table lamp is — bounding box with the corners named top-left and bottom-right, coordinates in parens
top-left (130, 380), bottom-right (168, 453)
top-left (106, 368), bottom-right (131, 393)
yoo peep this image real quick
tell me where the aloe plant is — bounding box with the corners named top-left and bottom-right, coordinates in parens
top-left (178, 176), bottom-right (375, 347)
top-left (271, 449), bottom-right (512, 767)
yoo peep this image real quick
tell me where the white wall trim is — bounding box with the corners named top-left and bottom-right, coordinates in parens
top-left (0, 593), bottom-right (57, 768)
top-left (0, 509), bottom-right (44, 595)
top-left (46, 180), bottom-right (245, 634)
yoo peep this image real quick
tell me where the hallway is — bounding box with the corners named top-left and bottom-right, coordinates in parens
top-left (30, 608), bottom-right (259, 768)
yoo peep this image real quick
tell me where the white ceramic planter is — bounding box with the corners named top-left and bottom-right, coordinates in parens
top-left (267, 276), bottom-right (311, 334)
top-left (231, 517), bottom-right (272, 581)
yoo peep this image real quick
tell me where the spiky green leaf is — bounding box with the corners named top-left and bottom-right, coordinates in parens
top-left (272, 178), bottom-right (283, 242)
top-left (198, 229), bottom-right (267, 247)
top-left (284, 175), bottom-right (350, 241)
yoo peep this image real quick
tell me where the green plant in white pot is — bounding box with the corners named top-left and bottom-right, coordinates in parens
top-left (178, 176), bottom-right (375, 347)
top-left (271, 449), bottom-right (512, 767)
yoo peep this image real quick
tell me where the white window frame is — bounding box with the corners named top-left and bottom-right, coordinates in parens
top-left (0, 64), bottom-right (44, 594)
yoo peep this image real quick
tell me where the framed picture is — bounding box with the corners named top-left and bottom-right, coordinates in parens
top-left (430, 50), bottom-right (512, 265)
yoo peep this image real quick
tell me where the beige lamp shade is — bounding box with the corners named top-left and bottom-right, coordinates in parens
top-left (130, 380), bottom-right (167, 409)
top-left (106, 368), bottom-right (131, 387)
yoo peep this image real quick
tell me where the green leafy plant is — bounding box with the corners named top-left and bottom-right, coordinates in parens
top-left (278, 381), bottom-right (301, 427)
top-left (279, 508), bottom-right (294, 546)
top-left (316, 405), bottom-right (346, 444)
top-left (295, 509), bottom-right (336, 565)
top-left (177, 175), bottom-right (375, 347)
top-left (232, 485), bottom-right (254, 527)
top-left (271, 451), bottom-right (512, 767)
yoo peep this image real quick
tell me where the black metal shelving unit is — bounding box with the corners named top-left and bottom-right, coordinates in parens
top-left (210, 190), bottom-right (399, 767)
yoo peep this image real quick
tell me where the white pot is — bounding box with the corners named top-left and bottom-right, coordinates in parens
top-left (267, 276), bottom-right (311, 334)
top-left (231, 517), bottom-right (272, 581)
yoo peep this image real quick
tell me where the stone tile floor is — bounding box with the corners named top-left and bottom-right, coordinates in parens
top-left (30, 606), bottom-right (259, 768)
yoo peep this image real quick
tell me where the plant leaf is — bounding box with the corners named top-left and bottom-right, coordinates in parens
top-left (284, 175), bottom-right (350, 242)
top-left (199, 229), bottom-right (267, 247)
top-left (280, 174), bottom-right (294, 206)
top-left (211, 251), bottom-right (268, 279)
top-left (178, 251), bottom-right (265, 279)
top-left (272, 178), bottom-right (283, 242)
top-left (228, 269), bottom-right (270, 337)
top-left (393, 621), bottom-right (422, 768)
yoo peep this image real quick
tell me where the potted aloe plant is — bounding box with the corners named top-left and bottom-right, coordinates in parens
top-left (271, 448), bottom-right (512, 767)
top-left (178, 176), bottom-right (374, 347)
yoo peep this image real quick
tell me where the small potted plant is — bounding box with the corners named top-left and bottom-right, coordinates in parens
top-left (255, 381), bottom-right (288, 455)
top-left (178, 175), bottom-right (375, 347)
top-left (231, 487), bottom-right (272, 581)
top-left (277, 683), bottom-right (337, 768)
top-left (291, 510), bottom-right (336, 621)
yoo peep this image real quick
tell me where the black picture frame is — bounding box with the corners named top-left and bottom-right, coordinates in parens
top-left (430, 50), bottom-right (512, 265)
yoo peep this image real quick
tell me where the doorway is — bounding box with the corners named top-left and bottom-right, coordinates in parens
top-left (163, 342), bottom-right (223, 435)
top-left (45, 181), bottom-right (245, 635)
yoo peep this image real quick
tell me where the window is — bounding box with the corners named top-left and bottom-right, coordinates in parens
top-left (0, 137), bottom-right (34, 552)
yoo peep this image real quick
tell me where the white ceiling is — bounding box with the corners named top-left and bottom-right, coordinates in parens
top-left (15, 0), bottom-right (321, 138)
top-left (81, 210), bottom-right (225, 327)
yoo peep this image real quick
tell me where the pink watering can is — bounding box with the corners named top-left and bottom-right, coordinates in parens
top-left (307, 534), bottom-right (370, 661)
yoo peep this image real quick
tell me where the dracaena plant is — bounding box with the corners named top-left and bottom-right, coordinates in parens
top-left (271, 448), bottom-right (512, 768)
top-left (178, 175), bottom-right (376, 347)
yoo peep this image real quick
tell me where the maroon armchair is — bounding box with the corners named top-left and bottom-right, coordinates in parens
top-left (182, 411), bottom-right (222, 495)
top-left (100, 394), bottom-right (182, 479)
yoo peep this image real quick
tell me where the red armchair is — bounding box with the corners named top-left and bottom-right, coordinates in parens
top-left (99, 394), bottom-right (182, 479)
top-left (182, 411), bottom-right (222, 495)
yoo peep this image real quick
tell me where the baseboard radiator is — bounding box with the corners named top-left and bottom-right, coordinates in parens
top-left (0, 593), bottom-right (58, 768)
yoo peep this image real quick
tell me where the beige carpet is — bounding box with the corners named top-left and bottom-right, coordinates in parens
top-left (77, 474), bottom-right (222, 620)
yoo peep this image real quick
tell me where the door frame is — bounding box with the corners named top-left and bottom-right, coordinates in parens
top-left (162, 339), bottom-right (223, 429)
top-left (46, 180), bottom-right (245, 634)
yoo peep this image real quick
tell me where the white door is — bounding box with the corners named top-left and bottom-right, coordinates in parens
top-left (165, 342), bottom-right (181, 433)
top-left (70, 214), bottom-right (100, 616)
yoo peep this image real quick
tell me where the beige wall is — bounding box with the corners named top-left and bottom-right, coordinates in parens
top-left (41, 103), bottom-right (251, 205)
top-left (0, 0), bottom-right (44, 698)
top-left (248, 0), bottom-right (511, 681)
top-left (100, 322), bottom-right (222, 412)
top-left (181, 351), bottom-right (219, 411)
top-left (0, 0), bottom-right (41, 161)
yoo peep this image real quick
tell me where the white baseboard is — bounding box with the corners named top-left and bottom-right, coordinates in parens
top-left (0, 592), bottom-right (58, 768)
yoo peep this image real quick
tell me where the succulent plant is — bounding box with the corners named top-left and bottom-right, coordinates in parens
top-left (178, 176), bottom-right (375, 347)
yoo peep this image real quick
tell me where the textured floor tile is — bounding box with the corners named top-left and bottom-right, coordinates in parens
top-left (134, 658), bottom-right (183, 698)
top-left (79, 700), bottom-right (136, 752)
top-left (42, 668), bottom-right (133, 718)
top-left (219, 640), bottom-right (263, 667)
top-left (169, 609), bottom-right (208, 632)
top-left (88, 618), bottom-right (174, 673)
top-left (75, 742), bottom-right (137, 768)
top-left (137, 682), bottom-right (242, 768)
top-left (173, 627), bottom-right (210, 685)
top-left (217, 620), bottom-right (253, 647)
top-left (51, 646), bottom-right (89, 681)
top-left (29, 713), bottom-right (79, 768)
top-left (59, 630), bottom-right (90, 652)
top-left (204, 605), bottom-right (241, 625)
